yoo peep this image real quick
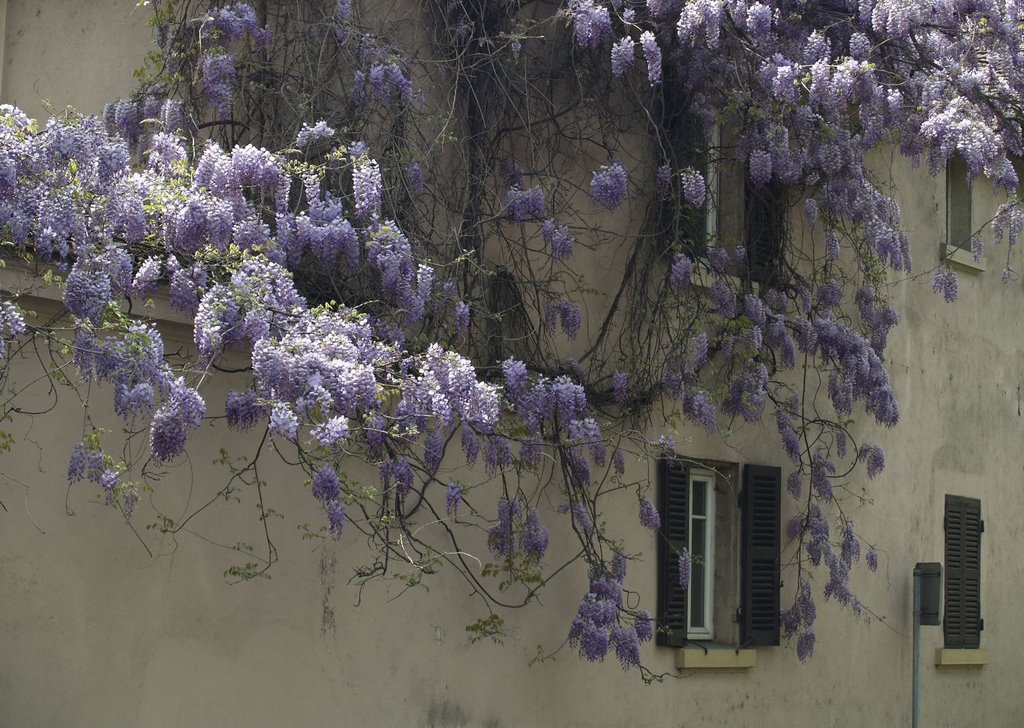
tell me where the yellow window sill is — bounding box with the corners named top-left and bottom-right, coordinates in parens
top-left (675, 647), bottom-right (757, 671)
top-left (935, 648), bottom-right (989, 668)
top-left (942, 244), bottom-right (986, 272)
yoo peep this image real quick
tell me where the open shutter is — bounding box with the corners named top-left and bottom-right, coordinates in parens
top-left (745, 182), bottom-right (785, 285)
top-left (657, 458), bottom-right (689, 647)
top-left (945, 496), bottom-right (983, 648)
top-left (740, 464), bottom-right (781, 646)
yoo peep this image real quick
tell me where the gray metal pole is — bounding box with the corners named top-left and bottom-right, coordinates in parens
top-left (913, 567), bottom-right (921, 728)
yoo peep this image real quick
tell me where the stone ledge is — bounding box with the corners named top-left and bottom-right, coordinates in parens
top-left (675, 647), bottom-right (757, 671)
top-left (942, 244), bottom-right (986, 272)
top-left (935, 648), bottom-right (989, 668)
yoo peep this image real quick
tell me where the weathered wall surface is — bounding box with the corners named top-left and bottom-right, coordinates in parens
top-left (0, 0), bottom-right (152, 118)
top-left (0, 4), bottom-right (1022, 728)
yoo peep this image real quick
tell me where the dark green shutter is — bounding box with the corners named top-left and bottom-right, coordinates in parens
top-left (657, 457), bottom-right (689, 647)
top-left (745, 182), bottom-right (785, 285)
top-left (740, 464), bottom-right (781, 646)
top-left (944, 495), bottom-right (983, 649)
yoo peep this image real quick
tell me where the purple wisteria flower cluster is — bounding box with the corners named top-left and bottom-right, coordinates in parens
top-left (569, 556), bottom-right (652, 669)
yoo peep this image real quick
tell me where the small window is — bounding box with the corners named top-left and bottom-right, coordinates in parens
top-left (687, 467), bottom-right (716, 639)
top-left (714, 130), bottom-right (785, 284)
top-left (946, 158), bottom-right (973, 254)
top-left (656, 109), bottom-right (714, 258)
top-left (944, 495), bottom-right (983, 649)
top-left (656, 458), bottom-right (780, 647)
top-left (744, 180), bottom-right (786, 284)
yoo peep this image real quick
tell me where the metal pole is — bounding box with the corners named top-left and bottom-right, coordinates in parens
top-left (913, 566), bottom-right (921, 728)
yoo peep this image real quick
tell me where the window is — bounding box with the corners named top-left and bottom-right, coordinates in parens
top-left (713, 129), bottom-right (786, 285)
top-left (656, 457), bottom-right (781, 647)
top-left (687, 467), bottom-right (716, 639)
top-left (654, 99), bottom-right (784, 283)
top-left (944, 495), bottom-right (983, 649)
top-left (945, 158), bottom-right (973, 255)
top-left (655, 107), bottom-right (714, 258)
top-left (743, 180), bottom-right (786, 284)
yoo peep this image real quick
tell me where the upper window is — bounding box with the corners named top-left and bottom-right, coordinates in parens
top-left (946, 158), bottom-right (973, 254)
top-left (712, 128), bottom-right (786, 285)
top-left (656, 457), bottom-right (781, 647)
top-left (944, 494), bottom-right (983, 649)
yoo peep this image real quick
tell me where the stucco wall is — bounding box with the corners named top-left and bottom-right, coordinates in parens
top-left (0, 0), bottom-right (152, 118)
top-left (0, 4), bottom-right (1022, 728)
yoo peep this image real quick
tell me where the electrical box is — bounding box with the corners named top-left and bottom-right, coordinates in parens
top-left (916, 562), bottom-right (942, 626)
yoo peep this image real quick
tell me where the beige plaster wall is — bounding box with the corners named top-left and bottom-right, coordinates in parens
top-left (1, 0), bottom-right (153, 118)
top-left (0, 158), bottom-right (1020, 728)
top-left (0, 4), bottom-right (1021, 728)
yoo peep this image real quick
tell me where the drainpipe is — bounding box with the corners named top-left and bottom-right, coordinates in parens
top-left (912, 565), bottom-right (921, 728)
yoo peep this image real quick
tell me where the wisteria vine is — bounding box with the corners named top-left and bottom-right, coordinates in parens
top-left (1, 0), bottom-right (1023, 675)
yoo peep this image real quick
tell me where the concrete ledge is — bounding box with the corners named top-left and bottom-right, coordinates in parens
top-left (942, 244), bottom-right (986, 272)
top-left (675, 647), bottom-right (757, 671)
top-left (935, 649), bottom-right (989, 668)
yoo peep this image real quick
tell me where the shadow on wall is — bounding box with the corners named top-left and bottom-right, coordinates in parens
top-left (427, 699), bottom-right (501, 728)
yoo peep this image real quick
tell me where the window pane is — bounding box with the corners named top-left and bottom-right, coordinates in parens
top-left (692, 481), bottom-right (707, 516)
top-left (690, 518), bottom-right (706, 628)
top-left (947, 158), bottom-right (972, 248)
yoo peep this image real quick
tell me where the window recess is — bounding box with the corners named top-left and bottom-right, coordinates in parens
top-left (656, 457), bottom-right (781, 648)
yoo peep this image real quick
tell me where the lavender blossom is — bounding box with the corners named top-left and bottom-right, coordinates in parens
top-left (859, 443), bottom-right (885, 479)
top-left (613, 626), bottom-right (641, 669)
top-left (639, 31), bottom-right (661, 85)
top-left (488, 497), bottom-right (522, 558)
top-left (542, 219), bottom-right (574, 260)
top-left (202, 53), bottom-right (236, 120)
top-left (634, 610), bottom-right (653, 642)
top-left (797, 630), bottom-right (815, 661)
top-left (680, 168), bottom-right (705, 206)
top-left (932, 267), bottom-right (959, 303)
top-left (407, 162), bottom-right (424, 194)
top-left (610, 38), bottom-right (635, 77)
top-left (327, 499), bottom-right (345, 539)
top-left (311, 465), bottom-right (341, 502)
top-left (504, 185), bottom-right (545, 223)
top-left (748, 149), bottom-right (772, 186)
top-left (677, 547), bottom-right (692, 590)
top-left (295, 121), bottom-right (335, 148)
top-left (569, 0), bottom-right (612, 48)
top-left (612, 371), bottom-right (628, 404)
top-left (454, 300), bottom-right (470, 339)
top-left (312, 416), bottom-right (350, 450)
top-left (656, 164), bottom-right (672, 200)
top-left (353, 158), bottom-right (382, 219)
top-left (519, 509), bottom-right (549, 560)
top-left (269, 404), bottom-right (298, 441)
top-left (639, 498), bottom-right (660, 530)
top-left (225, 389), bottom-right (264, 431)
top-left (670, 253), bottom-right (693, 291)
top-left (787, 471), bottom-right (803, 499)
top-left (446, 481), bottom-right (462, 516)
top-left (590, 161), bottom-right (628, 210)
top-left (691, 331), bottom-right (709, 370)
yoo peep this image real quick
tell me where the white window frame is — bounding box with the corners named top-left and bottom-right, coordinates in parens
top-left (705, 121), bottom-right (721, 244)
top-left (687, 467), bottom-right (716, 640)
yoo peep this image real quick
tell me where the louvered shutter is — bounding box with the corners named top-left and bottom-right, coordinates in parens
top-left (944, 496), bottom-right (983, 649)
top-left (657, 458), bottom-right (689, 647)
top-left (741, 464), bottom-right (781, 646)
top-left (745, 182), bottom-right (785, 285)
